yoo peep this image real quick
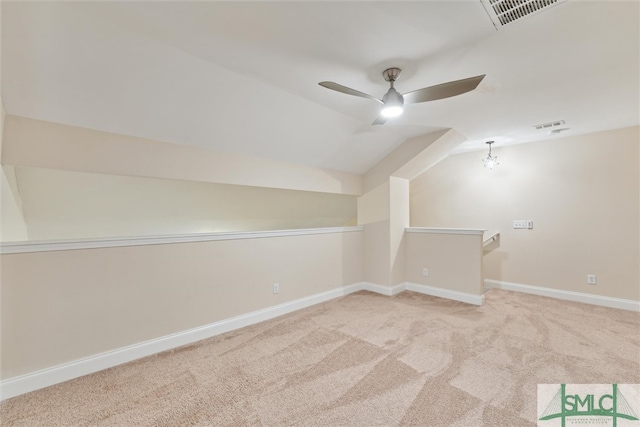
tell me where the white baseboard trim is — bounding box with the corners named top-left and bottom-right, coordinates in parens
top-left (405, 282), bottom-right (485, 306)
top-left (0, 282), bottom-right (365, 401)
top-left (1, 280), bottom-right (486, 401)
top-left (362, 282), bottom-right (406, 296)
top-left (484, 279), bottom-right (640, 312)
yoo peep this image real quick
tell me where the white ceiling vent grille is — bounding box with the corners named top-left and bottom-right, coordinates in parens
top-left (481, 0), bottom-right (567, 29)
top-left (532, 120), bottom-right (565, 130)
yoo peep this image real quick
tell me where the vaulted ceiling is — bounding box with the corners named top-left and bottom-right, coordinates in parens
top-left (2, 1), bottom-right (638, 174)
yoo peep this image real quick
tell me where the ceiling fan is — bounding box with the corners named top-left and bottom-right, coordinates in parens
top-left (319, 68), bottom-right (485, 125)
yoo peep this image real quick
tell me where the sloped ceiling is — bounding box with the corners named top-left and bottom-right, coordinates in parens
top-left (2, 1), bottom-right (638, 174)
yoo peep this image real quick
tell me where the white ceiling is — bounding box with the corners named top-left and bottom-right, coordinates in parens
top-left (2, 1), bottom-right (638, 174)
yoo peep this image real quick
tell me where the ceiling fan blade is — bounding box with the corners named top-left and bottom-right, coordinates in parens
top-left (319, 82), bottom-right (382, 104)
top-left (402, 74), bottom-right (486, 104)
top-left (371, 116), bottom-right (388, 126)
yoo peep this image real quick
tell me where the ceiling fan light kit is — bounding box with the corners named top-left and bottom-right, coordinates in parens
top-left (319, 67), bottom-right (485, 126)
top-left (380, 89), bottom-right (404, 118)
top-left (379, 67), bottom-right (404, 118)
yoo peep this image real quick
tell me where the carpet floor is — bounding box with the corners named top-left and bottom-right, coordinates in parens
top-left (1, 289), bottom-right (639, 426)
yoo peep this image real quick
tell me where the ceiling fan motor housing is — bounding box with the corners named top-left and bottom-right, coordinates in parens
top-left (382, 87), bottom-right (404, 106)
top-left (382, 68), bottom-right (404, 108)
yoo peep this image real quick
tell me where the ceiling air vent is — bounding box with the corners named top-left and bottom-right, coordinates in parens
top-left (532, 120), bottom-right (565, 130)
top-left (481, 0), bottom-right (567, 29)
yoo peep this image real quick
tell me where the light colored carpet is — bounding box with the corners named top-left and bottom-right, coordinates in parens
top-left (2, 289), bottom-right (639, 426)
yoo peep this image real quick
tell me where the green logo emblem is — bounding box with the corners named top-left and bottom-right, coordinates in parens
top-left (539, 384), bottom-right (639, 427)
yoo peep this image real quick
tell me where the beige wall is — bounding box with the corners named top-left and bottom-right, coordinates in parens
top-left (363, 130), bottom-right (447, 193)
top-left (405, 232), bottom-right (484, 295)
top-left (389, 177), bottom-right (409, 285)
top-left (0, 115), bottom-right (359, 241)
top-left (2, 115), bottom-right (362, 196)
top-left (0, 102), bottom-right (4, 162)
top-left (0, 166), bottom-right (29, 241)
top-left (0, 230), bottom-right (364, 379)
top-left (0, 104), bottom-right (30, 241)
top-left (358, 181), bottom-right (391, 285)
top-left (359, 129), bottom-right (466, 288)
top-left (393, 129), bottom-right (466, 182)
top-left (362, 219), bottom-right (391, 285)
top-left (0, 0), bottom-right (3, 162)
top-left (357, 129), bottom-right (468, 287)
top-left (410, 127), bottom-right (640, 301)
top-left (363, 129), bottom-right (466, 193)
top-left (357, 180), bottom-right (389, 225)
top-left (12, 166), bottom-right (357, 241)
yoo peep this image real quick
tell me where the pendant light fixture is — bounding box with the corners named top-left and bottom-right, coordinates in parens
top-left (482, 141), bottom-right (499, 169)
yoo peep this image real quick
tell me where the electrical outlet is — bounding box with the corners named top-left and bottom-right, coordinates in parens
top-left (527, 220), bottom-right (534, 229)
top-left (587, 275), bottom-right (597, 285)
top-left (273, 283), bottom-right (280, 294)
top-left (422, 268), bottom-right (429, 277)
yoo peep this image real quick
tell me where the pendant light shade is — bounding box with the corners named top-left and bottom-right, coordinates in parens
top-left (482, 141), bottom-right (499, 169)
